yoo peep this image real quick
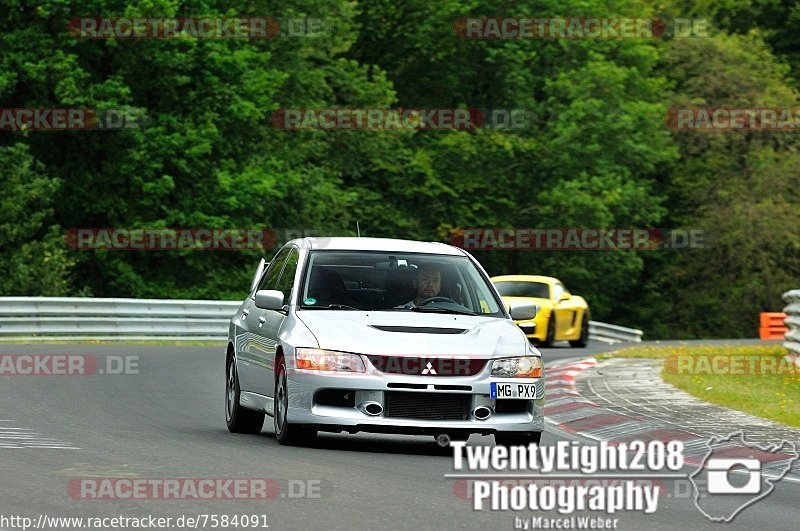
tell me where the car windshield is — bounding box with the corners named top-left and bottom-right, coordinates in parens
top-left (493, 281), bottom-right (550, 299)
top-left (299, 251), bottom-right (504, 316)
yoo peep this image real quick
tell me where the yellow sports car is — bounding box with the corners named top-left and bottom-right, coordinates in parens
top-left (491, 275), bottom-right (590, 348)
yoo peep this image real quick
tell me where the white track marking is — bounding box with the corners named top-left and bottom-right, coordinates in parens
top-left (0, 420), bottom-right (80, 449)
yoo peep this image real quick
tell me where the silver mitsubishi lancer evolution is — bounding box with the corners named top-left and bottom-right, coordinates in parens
top-left (225, 237), bottom-right (544, 446)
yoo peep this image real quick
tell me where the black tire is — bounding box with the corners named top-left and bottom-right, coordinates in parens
top-left (540, 315), bottom-right (556, 347)
top-left (495, 431), bottom-right (542, 447)
top-left (226, 355), bottom-right (265, 434)
top-left (274, 356), bottom-right (317, 446)
top-left (569, 310), bottom-right (590, 348)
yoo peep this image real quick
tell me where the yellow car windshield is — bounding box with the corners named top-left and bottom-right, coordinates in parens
top-left (493, 281), bottom-right (550, 299)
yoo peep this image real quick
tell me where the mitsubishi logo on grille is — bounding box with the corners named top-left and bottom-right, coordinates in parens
top-left (421, 362), bottom-right (437, 375)
top-left (365, 355), bottom-right (481, 376)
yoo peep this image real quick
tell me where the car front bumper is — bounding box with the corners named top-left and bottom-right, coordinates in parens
top-left (284, 369), bottom-right (545, 435)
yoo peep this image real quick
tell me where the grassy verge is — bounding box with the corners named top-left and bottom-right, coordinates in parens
top-left (600, 344), bottom-right (800, 428)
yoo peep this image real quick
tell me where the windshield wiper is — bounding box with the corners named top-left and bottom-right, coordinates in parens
top-left (409, 307), bottom-right (476, 316)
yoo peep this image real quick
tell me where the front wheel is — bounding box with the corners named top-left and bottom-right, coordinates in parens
top-left (495, 431), bottom-right (542, 447)
top-left (569, 310), bottom-right (590, 348)
top-left (274, 357), bottom-right (317, 446)
top-left (226, 356), bottom-right (265, 434)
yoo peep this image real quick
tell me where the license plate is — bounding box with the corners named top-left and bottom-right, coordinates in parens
top-left (491, 382), bottom-right (538, 399)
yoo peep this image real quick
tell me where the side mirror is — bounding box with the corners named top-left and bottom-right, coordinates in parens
top-left (509, 302), bottom-right (538, 321)
top-left (559, 293), bottom-right (570, 302)
top-left (254, 289), bottom-right (285, 311)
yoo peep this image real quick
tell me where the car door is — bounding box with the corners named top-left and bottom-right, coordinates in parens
top-left (553, 282), bottom-right (579, 337)
top-left (247, 245), bottom-right (299, 397)
top-left (551, 282), bottom-right (571, 338)
top-left (238, 246), bottom-right (291, 395)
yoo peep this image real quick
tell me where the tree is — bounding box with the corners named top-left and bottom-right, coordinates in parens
top-left (0, 143), bottom-right (74, 295)
top-left (631, 31), bottom-right (800, 338)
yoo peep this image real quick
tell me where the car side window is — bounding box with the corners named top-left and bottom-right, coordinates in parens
top-left (258, 247), bottom-right (291, 292)
top-left (551, 283), bottom-right (563, 301)
top-left (274, 247), bottom-right (299, 305)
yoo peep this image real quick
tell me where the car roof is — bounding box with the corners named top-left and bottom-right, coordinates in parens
top-left (491, 275), bottom-right (558, 284)
top-left (296, 237), bottom-right (466, 256)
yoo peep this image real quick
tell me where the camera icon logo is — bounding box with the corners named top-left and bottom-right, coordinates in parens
top-left (706, 458), bottom-right (761, 494)
top-left (690, 432), bottom-right (798, 522)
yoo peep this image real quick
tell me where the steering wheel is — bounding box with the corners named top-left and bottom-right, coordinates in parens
top-left (417, 296), bottom-right (457, 306)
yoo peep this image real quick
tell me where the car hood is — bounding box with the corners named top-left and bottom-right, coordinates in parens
top-left (295, 310), bottom-right (532, 359)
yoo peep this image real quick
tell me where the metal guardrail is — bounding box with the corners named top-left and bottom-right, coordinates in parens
top-left (0, 297), bottom-right (644, 343)
top-left (0, 297), bottom-right (239, 341)
top-left (783, 290), bottom-right (800, 357)
top-left (589, 321), bottom-right (643, 344)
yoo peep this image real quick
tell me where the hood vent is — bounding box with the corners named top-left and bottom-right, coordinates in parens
top-left (369, 325), bottom-right (467, 334)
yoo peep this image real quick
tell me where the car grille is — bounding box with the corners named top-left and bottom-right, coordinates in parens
top-left (384, 392), bottom-right (470, 421)
top-left (366, 355), bottom-right (487, 377)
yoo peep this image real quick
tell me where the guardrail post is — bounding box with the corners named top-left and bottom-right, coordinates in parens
top-left (782, 290), bottom-right (800, 366)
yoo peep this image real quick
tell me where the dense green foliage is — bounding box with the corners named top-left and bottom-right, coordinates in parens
top-left (0, 0), bottom-right (798, 338)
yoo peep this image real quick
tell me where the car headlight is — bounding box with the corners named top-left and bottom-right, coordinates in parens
top-left (295, 348), bottom-right (366, 372)
top-left (491, 356), bottom-right (543, 378)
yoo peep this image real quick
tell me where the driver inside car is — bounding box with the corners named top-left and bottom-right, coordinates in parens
top-left (399, 264), bottom-right (443, 308)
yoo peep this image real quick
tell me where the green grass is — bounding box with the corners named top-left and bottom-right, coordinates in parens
top-left (600, 344), bottom-right (800, 427)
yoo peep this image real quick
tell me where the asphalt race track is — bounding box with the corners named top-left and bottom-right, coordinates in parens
top-left (1, 341), bottom-right (798, 530)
